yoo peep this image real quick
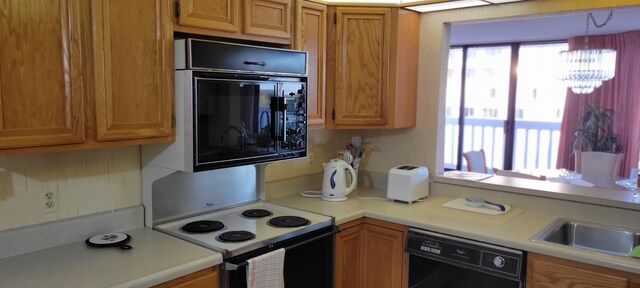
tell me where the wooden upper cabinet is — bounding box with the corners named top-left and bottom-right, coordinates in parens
top-left (244, 0), bottom-right (292, 39)
top-left (176, 0), bottom-right (240, 32)
top-left (174, 0), bottom-right (291, 44)
top-left (0, 0), bottom-right (85, 149)
top-left (334, 7), bottom-right (390, 127)
top-left (294, 1), bottom-right (326, 128)
top-left (92, 0), bottom-right (174, 141)
top-left (329, 7), bottom-right (418, 129)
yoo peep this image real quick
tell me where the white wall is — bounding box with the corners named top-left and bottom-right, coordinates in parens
top-left (0, 147), bottom-right (140, 231)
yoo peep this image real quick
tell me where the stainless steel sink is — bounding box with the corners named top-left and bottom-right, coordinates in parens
top-left (531, 218), bottom-right (640, 257)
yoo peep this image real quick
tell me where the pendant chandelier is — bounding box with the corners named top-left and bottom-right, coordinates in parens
top-left (558, 11), bottom-right (616, 94)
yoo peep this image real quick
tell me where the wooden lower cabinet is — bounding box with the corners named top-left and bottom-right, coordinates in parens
top-left (153, 266), bottom-right (218, 288)
top-left (527, 253), bottom-right (640, 288)
top-left (335, 218), bottom-right (406, 288)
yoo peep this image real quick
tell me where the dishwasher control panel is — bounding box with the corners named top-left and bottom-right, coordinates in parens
top-left (405, 228), bottom-right (524, 281)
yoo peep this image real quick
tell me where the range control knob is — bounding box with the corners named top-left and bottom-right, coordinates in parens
top-left (296, 140), bottom-right (306, 149)
top-left (493, 256), bottom-right (505, 268)
top-left (296, 127), bottom-right (306, 135)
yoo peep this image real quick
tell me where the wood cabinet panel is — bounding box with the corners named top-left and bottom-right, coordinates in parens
top-left (0, 0), bottom-right (85, 148)
top-left (527, 253), bottom-right (631, 288)
top-left (335, 218), bottom-right (406, 288)
top-left (177, 0), bottom-right (240, 32)
top-left (153, 266), bottom-right (218, 288)
top-left (362, 222), bottom-right (404, 288)
top-left (335, 219), bottom-right (364, 288)
top-left (244, 0), bottom-right (291, 39)
top-left (92, 0), bottom-right (173, 141)
top-left (294, 1), bottom-right (326, 128)
top-left (327, 7), bottom-right (417, 129)
top-left (334, 7), bottom-right (390, 126)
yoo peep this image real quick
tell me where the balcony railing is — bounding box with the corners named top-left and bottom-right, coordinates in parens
top-left (444, 118), bottom-right (562, 171)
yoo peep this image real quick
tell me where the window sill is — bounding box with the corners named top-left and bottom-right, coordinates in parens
top-left (432, 174), bottom-right (640, 211)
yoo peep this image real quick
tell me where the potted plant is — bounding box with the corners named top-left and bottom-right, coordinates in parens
top-left (573, 103), bottom-right (622, 154)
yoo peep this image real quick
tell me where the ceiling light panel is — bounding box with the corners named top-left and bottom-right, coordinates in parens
top-left (405, 0), bottom-right (490, 13)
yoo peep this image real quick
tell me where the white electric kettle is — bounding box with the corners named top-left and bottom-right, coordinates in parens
top-left (321, 159), bottom-right (356, 201)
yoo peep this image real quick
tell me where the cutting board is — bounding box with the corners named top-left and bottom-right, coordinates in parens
top-left (442, 198), bottom-right (511, 215)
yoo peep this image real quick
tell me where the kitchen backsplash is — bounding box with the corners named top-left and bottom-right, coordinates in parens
top-left (265, 129), bottom-right (350, 182)
top-left (0, 147), bottom-right (140, 231)
top-left (0, 127), bottom-right (387, 232)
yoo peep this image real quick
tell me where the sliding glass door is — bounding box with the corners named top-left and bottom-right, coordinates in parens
top-left (513, 43), bottom-right (568, 170)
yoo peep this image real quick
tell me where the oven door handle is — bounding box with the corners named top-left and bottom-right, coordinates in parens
top-left (224, 226), bottom-right (340, 271)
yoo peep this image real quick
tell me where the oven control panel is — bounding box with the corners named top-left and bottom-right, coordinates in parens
top-left (280, 82), bottom-right (307, 155)
top-left (405, 228), bottom-right (523, 281)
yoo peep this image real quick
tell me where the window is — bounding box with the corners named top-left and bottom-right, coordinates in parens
top-left (484, 108), bottom-right (498, 118)
top-left (444, 42), bottom-right (568, 171)
top-left (464, 108), bottom-right (474, 117)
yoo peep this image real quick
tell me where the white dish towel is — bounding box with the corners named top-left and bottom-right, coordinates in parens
top-left (246, 248), bottom-right (286, 288)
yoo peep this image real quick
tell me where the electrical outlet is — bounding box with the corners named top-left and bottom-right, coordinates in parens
top-left (41, 186), bottom-right (59, 214)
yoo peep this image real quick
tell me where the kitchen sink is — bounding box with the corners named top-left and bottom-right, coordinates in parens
top-left (531, 218), bottom-right (640, 257)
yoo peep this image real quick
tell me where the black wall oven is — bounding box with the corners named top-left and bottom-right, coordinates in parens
top-left (406, 228), bottom-right (525, 288)
top-left (174, 38), bottom-right (308, 171)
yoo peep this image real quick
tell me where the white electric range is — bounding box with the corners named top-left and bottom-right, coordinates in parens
top-left (154, 202), bottom-right (333, 258)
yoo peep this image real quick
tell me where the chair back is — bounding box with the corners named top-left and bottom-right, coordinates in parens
top-left (575, 151), bottom-right (623, 177)
top-left (493, 168), bottom-right (545, 180)
top-left (463, 149), bottom-right (487, 173)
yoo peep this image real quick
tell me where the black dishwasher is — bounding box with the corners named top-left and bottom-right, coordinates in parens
top-left (405, 228), bottom-right (525, 288)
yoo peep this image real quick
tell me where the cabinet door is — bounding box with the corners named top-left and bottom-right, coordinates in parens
top-left (294, 1), bottom-right (326, 128)
top-left (527, 253), bottom-right (629, 288)
top-left (362, 222), bottom-right (404, 288)
top-left (153, 266), bottom-right (218, 288)
top-left (334, 7), bottom-right (390, 126)
top-left (177, 0), bottom-right (240, 32)
top-left (335, 222), bottom-right (364, 288)
top-left (92, 0), bottom-right (173, 141)
top-left (0, 0), bottom-right (85, 149)
top-left (244, 0), bottom-right (291, 39)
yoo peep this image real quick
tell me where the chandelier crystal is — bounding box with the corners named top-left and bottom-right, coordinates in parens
top-left (558, 11), bottom-right (617, 94)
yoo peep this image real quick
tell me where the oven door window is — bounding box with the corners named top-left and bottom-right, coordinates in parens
top-left (409, 254), bottom-right (522, 288)
top-left (195, 78), bottom-right (278, 167)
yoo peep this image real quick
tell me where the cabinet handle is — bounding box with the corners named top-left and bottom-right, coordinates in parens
top-left (243, 61), bottom-right (266, 66)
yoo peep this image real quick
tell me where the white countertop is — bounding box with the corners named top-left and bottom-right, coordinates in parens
top-left (270, 187), bottom-right (640, 275)
top-left (0, 227), bottom-right (222, 288)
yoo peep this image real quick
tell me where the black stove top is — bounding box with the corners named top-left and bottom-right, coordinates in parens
top-left (217, 230), bottom-right (256, 242)
top-left (269, 216), bottom-right (310, 228)
top-left (241, 209), bottom-right (272, 218)
top-left (181, 220), bottom-right (225, 233)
